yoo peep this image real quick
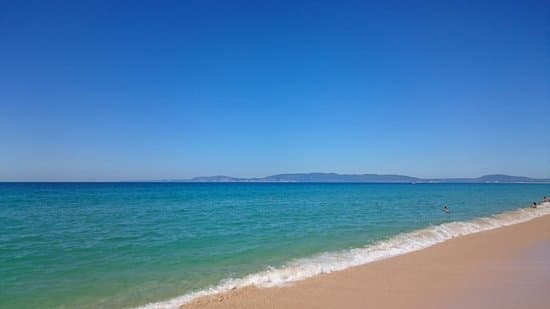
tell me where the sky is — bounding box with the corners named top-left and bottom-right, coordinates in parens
top-left (1, 0), bottom-right (549, 181)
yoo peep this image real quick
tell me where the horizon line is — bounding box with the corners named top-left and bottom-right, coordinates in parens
top-left (2, 172), bottom-right (550, 183)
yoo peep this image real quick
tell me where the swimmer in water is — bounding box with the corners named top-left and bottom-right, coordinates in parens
top-left (531, 202), bottom-right (537, 209)
top-left (443, 205), bottom-right (449, 213)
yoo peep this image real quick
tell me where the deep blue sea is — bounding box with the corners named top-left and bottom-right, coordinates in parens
top-left (1, 183), bottom-right (549, 308)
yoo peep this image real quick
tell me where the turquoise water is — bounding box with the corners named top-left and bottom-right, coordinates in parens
top-left (1, 183), bottom-right (549, 308)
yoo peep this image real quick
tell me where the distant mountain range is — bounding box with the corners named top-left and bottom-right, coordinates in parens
top-left (166, 173), bottom-right (550, 183)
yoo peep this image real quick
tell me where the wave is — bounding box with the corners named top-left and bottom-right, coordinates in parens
top-left (134, 201), bottom-right (550, 309)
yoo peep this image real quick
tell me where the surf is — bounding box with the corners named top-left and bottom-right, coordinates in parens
top-left (135, 201), bottom-right (550, 309)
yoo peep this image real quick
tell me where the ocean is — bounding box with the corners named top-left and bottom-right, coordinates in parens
top-left (1, 183), bottom-right (549, 308)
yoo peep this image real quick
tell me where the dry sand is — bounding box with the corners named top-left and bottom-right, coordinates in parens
top-left (184, 211), bottom-right (550, 309)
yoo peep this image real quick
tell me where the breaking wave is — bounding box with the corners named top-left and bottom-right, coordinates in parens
top-left (135, 202), bottom-right (550, 309)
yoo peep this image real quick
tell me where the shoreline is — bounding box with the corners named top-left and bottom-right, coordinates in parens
top-left (179, 203), bottom-right (550, 309)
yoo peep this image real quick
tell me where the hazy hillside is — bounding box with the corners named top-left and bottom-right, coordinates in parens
top-left (171, 173), bottom-right (550, 183)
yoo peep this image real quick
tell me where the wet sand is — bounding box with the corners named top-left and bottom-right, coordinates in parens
top-left (184, 208), bottom-right (550, 309)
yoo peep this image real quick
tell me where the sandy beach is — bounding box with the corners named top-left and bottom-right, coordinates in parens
top-left (184, 205), bottom-right (550, 309)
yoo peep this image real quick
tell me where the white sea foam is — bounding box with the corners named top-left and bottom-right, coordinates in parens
top-left (134, 202), bottom-right (550, 309)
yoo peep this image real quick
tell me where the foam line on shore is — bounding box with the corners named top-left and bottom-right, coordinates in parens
top-left (134, 202), bottom-right (550, 309)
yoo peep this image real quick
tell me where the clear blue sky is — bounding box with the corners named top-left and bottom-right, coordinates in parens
top-left (1, 1), bottom-right (549, 181)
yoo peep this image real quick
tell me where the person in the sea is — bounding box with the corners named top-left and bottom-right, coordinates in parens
top-left (443, 205), bottom-right (449, 213)
top-left (531, 202), bottom-right (537, 209)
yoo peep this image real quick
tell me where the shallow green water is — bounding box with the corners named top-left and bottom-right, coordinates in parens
top-left (1, 183), bottom-right (548, 308)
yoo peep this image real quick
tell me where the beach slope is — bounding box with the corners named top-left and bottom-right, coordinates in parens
top-left (185, 210), bottom-right (550, 309)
